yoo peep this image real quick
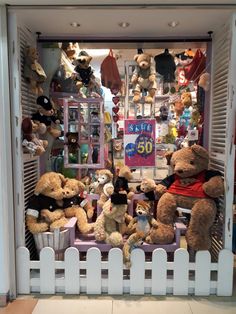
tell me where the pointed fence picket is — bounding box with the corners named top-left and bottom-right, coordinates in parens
top-left (16, 246), bottom-right (234, 296)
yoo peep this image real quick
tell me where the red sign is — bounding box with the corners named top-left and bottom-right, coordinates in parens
top-left (124, 119), bottom-right (156, 167)
top-left (177, 67), bottom-right (189, 86)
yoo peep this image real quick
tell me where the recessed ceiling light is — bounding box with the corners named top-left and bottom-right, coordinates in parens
top-left (168, 21), bottom-right (180, 28)
top-left (70, 22), bottom-right (81, 28)
top-left (118, 22), bottom-right (130, 28)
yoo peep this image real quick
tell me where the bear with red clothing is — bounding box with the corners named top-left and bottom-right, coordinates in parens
top-left (147, 145), bottom-right (224, 251)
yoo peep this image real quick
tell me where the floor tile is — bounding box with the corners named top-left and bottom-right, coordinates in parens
top-left (189, 299), bottom-right (236, 314)
top-left (112, 300), bottom-right (192, 314)
top-left (32, 299), bottom-right (112, 314)
top-left (0, 300), bottom-right (38, 314)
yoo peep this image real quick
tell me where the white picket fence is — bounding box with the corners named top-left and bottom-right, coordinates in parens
top-left (16, 247), bottom-right (234, 296)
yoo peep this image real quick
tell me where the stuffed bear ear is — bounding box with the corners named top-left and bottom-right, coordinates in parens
top-left (133, 54), bottom-right (140, 62)
top-left (164, 151), bottom-right (174, 165)
top-left (34, 176), bottom-right (48, 195)
top-left (191, 144), bottom-right (209, 160)
top-left (58, 173), bottom-right (67, 185)
top-left (77, 180), bottom-right (85, 191)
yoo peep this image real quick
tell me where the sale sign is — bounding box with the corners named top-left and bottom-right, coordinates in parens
top-left (124, 119), bottom-right (156, 167)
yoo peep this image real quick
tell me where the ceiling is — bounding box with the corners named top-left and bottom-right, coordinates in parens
top-left (8, 6), bottom-right (236, 40)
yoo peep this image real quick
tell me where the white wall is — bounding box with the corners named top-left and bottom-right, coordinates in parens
top-left (0, 5), bottom-right (16, 299)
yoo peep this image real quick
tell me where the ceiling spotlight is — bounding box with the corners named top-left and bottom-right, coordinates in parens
top-left (118, 22), bottom-right (130, 28)
top-left (70, 22), bottom-right (81, 28)
top-left (168, 21), bottom-right (180, 28)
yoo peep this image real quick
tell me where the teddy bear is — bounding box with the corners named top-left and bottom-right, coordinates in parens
top-left (148, 145), bottom-right (224, 251)
top-left (123, 200), bottom-right (158, 267)
top-left (92, 169), bottom-right (114, 208)
top-left (131, 53), bottom-right (157, 103)
top-left (136, 178), bottom-right (156, 213)
top-left (21, 117), bottom-right (48, 156)
top-left (23, 46), bottom-right (47, 95)
top-left (113, 165), bottom-right (135, 200)
top-left (32, 95), bottom-right (62, 138)
top-left (26, 172), bottom-right (68, 234)
top-left (65, 132), bottom-right (80, 154)
top-left (73, 50), bottom-right (101, 96)
top-left (94, 195), bottom-right (132, 247)
top-left (198, 72), bottom-right (210, 91)
top-left (63, 178), bottom-right (94, 234)
top-left (181, 91), bottom-right (192, 108)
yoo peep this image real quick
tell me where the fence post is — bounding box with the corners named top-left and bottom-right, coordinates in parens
top-left (108, 248), bottom-right (123, 295)
top-left (87, 248), bottom-right (101, 294)
top-left (40, 247), bottom-right (55, 294)
top-left (65, 247), bottom-right (80, 294)
top-left (151, 248), bottom-right (167, 295)
top-left (130, 249), bottom-right (145, 295)
top-left (217, 249), bottom-right (234, 296)
top-left (173, 249), bottom-right (189, 295)
top-left (16, 247), bottom-right (30, 294)
top-left (195, 251), bottom-right (211, 296)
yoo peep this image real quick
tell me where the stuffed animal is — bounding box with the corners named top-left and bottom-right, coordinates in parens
top-left (93, 169), bottom-right (114, 207)
top-left (131, 53), bottom-right (157, 103)
top-left (181, 92), bottom-right (192, 108)
top-left (26, 172), bottom-right (68, 234)
top-left (73, 50), bottom-right (101, 96)
top-left (136, 178), bottom-right (156, 210)
top-left (32, 95), bottom-right (61, 138)
top-left (63, 178), bottom-right (94, 234)
top-left (94, 196), bottom-right (131, 247)
top-left (22, 117), bottom-right (48, 156)
top-left (113, 165), bottom-right (135, 200)
top-left (148, 145), bottom-right (224, 251)
top-left (65, 132), bottom-right (80, 154)
top-left (123, 231), bottom-right (144, 268)
top-left (124, 200), bottom-right (158, 267)
top-left (23, 46), bottom-right (47, 95)
top-left (198, 72), bottom-right (210, 91)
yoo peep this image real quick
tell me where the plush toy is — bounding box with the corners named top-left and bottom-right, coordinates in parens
top-left (63, 178), bottom-right (94, 234)
top-left (32, 96), bottom-right (62, 138)
top-left (174, 100), bottom-right (185, 118)
top-left (65, 132), bottom-right (80, 154)
top-left (23, 46), bottom-right (47, 95)
top-left (113, 165), bottom-right (135, 200)
top-left (73, 50), bottom-right (101, 96)
top-left (136, 178), bottom-right (156, 203)
top-left (93, 169), bottom-right (114, 207)
top-left (22, 117), bottom-right (48, 156)
top-left (148, 145), bottom-right (224, 251)
top-left (181, 92), bottom-right (192, 108)
top-left (123, 231), bottom-right (144, 268)
top-left (26, 172), bottom-right (67, 234)
top-left (159, 104), bottom-right (169, 121)
top-left (94, 196), bottom-right (131, 247)
top-left (124, 200), bottom-right (158, 267)
top-left (198, 72), bottom-right (210, 91)
top-left (131, 53), bottom-right (157, 103)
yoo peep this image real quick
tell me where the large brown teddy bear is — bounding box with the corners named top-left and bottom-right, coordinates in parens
top-left (148, 145), bottom-right (224, 251)
top-left (94, 196), bottom-right (132, 247)
top-left (23, 46), bottom-right (47, 95)
top-left (131, 53), bottom-right (157, 103)
top-left (26, 172), bottom-right (68, 234)
top-left (63, 178), bottom-right (94, 234)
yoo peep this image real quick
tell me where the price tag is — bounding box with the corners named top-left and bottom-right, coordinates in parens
top-left (188, 129), bottom-right (199, 141)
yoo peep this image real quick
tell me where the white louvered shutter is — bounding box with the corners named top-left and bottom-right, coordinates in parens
top-left (9, 14), bottom-right (39, 259)
top-left (209, 14), bottom-right (236, 255)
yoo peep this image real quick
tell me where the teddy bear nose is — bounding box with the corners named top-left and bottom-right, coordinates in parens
top-left (177, 169), bottom-right (184, 174)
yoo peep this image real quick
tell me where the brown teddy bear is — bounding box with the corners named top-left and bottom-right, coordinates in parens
top-left (198, 72), bottom-right (210, 91)
top-left (148, 145), bottom-right (224, 251)
top-left (131, 53), bottom-right (157, 103)
top-left (26, 172), bottom-right (68, 234)
top-left (181, 91), bottom-right (192, 108)
top-left (22, 117), bottom-right (48, 156)
top-left (65, 132), bottom-right (80, 154)
top-left (93, 169), bottom-right (114, 208)
top-left (63, 178), bottom-right (94, 234)
top-left (124, 200), bottom-right (158, 267)
top-left (113, 165), bottom-right (135, 200)
top-left (23, 46), bottom-right (47, 95)
top-left (94, 195), bottom-right (132, 247)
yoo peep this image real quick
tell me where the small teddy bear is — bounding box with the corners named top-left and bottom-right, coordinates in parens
top-left (136, 178), bottom-right (157, 210)
top-left (94, 195), bottom-right (131, 247)
top-left (22, 117), bottom-right (48, 156)
top-left (131, 53), bottom-right (157, 104)
top-left (26, 172), bottom-right (68, 234)
top-left (123, 200), bottom-right (158, 267)
top-left (23, 46), bottom-right (47, 95)
top-left (150, 144), bottom-right (224, 251)
top-left (63, 178), bottom-right (94, 234)
top-left (65, 132), bottom-right (80, 154)
top-left (32, 96), bottom-right (61, 138)
top-left (181, 91), bottom-right (192, 108)
top-left (93, 169), bottom-right (114, 208)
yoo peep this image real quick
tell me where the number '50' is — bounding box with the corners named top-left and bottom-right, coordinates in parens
top-left (137, 141), bottom-right (153, 154)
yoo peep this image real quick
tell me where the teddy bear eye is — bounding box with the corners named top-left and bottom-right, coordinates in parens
top-left (51, 188), bottom-right (54, 192)
top-left (190, 160), bottom-right (194, 165)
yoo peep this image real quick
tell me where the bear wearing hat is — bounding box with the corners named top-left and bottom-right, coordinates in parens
top-left (32, 95), bottom-right (61, 138)
top-left (72, 50), bottom-right (101, 96)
